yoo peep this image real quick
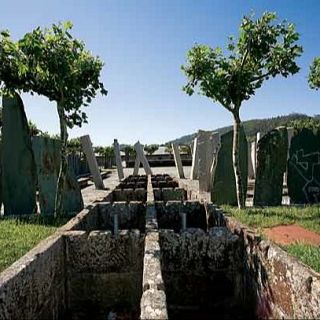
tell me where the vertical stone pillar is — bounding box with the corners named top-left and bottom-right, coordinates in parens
top-left (248, 142), bottom-right (254, 179)
top-left (133, 156), bottom-right (140, 175)
top-left (134, 141), bottom-right (152, 175)
top-left (251, 141), bottom-right (257, 178)
top-left (256, 132), bottom-right (261, 143)
top-left (198, 130), bottom-right (220, 192)
top-left (209, 132), bottom-right (221, 190)
top-left (172, 143), bottom-right (185, 179)
top-left (190, 137), bottom-right (199, 180)
top-left (2, 94), bottom-right (37, 215)
top-left (113, 139), bottom-right (124, 180)
top-left (285, 127), bottom-right (295, 186)
top-left (80, 135), bottom-right (104, 189)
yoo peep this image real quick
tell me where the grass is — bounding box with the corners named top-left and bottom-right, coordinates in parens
top-left (222, 205), bottom-right (320, 234)
top-left (222, 205), bottom-right (320, 272)
top-left (0, 216), bottom-right (68, 273)
top-left (284, 243), bottom-right (320, 273)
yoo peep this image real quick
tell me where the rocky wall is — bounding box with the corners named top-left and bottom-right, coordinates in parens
top-left (0, 235), bottom-right (66, 320)
top-left (64, 230), bottom-right (144, 319)
top-left (158, 228), bottom-right (243, 318)
top-left (98, 201), bottom-right (146, 233)
top-left (225, 216), bottom-right (320, 319)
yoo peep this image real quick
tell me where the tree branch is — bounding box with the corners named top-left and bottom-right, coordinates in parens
top-left (251, 71), bottom-right (273, 82)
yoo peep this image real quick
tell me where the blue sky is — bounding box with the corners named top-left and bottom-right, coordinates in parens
top-left (0, 0), bottom-right (320, 146)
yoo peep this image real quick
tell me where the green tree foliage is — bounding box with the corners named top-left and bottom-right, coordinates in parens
top-left (94, 146), bottom-right (114, 168)
top-left (180, 144), bottom-right (192, 155)
top-left (0, 22), bottom-right (107, 216)
top-left (309, 57), bottom-right (320, 90)
top-left (182, 12), bottom-right (302, 208)
top-left (144, 144), bottom-right (159, 155)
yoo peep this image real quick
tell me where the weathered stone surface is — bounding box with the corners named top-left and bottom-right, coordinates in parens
top-left (1, 94), bottom-right (37, 215)
top-left (113, 138), bottom-right (124, 180)
top-left (248, 142), bottom-right (254, 179)
top-left (211, 128), bottom-right (248, 205)
top-left (32, 136), bottom-right (84, 215)
top-left (287, 128), bottom-right (320, 203)
top-left (140, 289), bottom-right (168, 320)
top-left (172, 143), bottom-right (185, 179)
top-left (134, 141), bottom-right (152, 175)
top-left (65, 230), bottom-right (144, 319)
top-left (161, 188), bottom-right (186, 202)
top-left (80, 135), bottom-right (104, 189)
top-left (226, 216), bottom-right (320, 319)
top-left (159, 228), bottom-right (241, 317)
top-left (98, 201), bottom-right (146, 232)
top-left (66, 230), bottom-right (144, 273)
top-left (155, 201), bottom-right (207, 232)
top-left (190, 137), bottom-right (199, 179)
top-left (253, 127), bottom-right (288, 206)
top-left (197, 130), bottom-right (220, 192)
top-left (0, 235), bottom-right (66, 320)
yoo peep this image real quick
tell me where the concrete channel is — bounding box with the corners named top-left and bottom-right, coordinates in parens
top-left (0, 173), bottom-right (319, 319)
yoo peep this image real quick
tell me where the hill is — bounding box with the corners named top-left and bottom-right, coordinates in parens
top-left (166, 113), bottom-right (320, 146)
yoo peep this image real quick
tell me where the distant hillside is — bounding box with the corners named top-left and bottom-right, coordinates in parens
top-left (166, 113), bottom-right (320, 145)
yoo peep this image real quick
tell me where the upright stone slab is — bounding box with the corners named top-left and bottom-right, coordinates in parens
top-left (198, 131), bottom-right (220, 192)
top-left (247, 143), bottom-right (254, 179)
top-left (211, 128), bottom-right (248, 206)
top-left (134, 142), bottom-right (152, 175)
top-left (190, 137), bottom-right (199, 180)
top-left (133, 156), bottom-right (140, 175)
top-left (250, 141), bottom-right (257, 178)
top-left (32, 136), bottom-right (84, 215)
top-left (1, 95), bottom-right (37, 215)
top-left (113, 139), bottom-right (124, 180)
top-left (80, 135), bottom-right (104, 189)
top-left (288, 128), bottom-right (320, 204)
top-left (253, 127), bottom-right (288, 206)
top-left (172, 143), bottom-right (185, 179)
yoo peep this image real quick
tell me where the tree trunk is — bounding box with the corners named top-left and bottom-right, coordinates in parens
top-left (232, 111), bottom-right (245, 208)
top-left (54, 102), bottom-right (68, 217)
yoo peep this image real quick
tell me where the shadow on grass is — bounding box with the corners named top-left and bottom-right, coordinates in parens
top-left (0, 214), bottom-right (69, 227)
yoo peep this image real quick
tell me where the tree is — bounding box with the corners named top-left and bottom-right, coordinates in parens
top-left (144, 144), bottom-right (159, 155)
top-left (0, 22), bottom-right (107, 216)
top-left (94, 145), bottom-right (114, 168)
top-left (165, 144), bottom-right (173, 154)
top-left (180, 144), bottom-right (192, 156)
top-left (309, 57), bottom-right (320, 90)
top-left (182, 12), bottom-right (302, 208)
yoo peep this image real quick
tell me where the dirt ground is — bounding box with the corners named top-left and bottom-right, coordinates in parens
top-left (264, 224), bottom-right (320, 245)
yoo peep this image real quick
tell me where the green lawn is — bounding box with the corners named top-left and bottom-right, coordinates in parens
top-left (222, 205), bottom-right (320, 272)
top-left (222, 205), bottom-right (320, 234)
top-left (0, 216), bottom-right (68, 273)
top-left (284, 243), bottom-right (320, 273)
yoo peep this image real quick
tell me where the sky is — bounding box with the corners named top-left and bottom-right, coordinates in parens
top-left (0, 0), bottom-right (320, 146)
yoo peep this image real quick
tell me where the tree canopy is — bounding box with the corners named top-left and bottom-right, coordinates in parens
top-left (182, 11), bottom-right (302, 208)
top-left (309, 57), bottom-right (320, 90)
top-left (0, 21), bottom-right (107, 128)
top-left (182, 12), bottom-right (302, 112)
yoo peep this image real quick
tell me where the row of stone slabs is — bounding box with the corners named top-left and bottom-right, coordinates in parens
top-left (110, 174), bottom-right (186, 203)
top-left (53, 175), bottom-right (249, 320)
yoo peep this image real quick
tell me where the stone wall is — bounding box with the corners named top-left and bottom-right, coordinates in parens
top-left (65, 230), bottom-right (144, 319)
top-left (225, 216), bottom-right (320, 319)
top-left (159, 228), bottom-right (240, 317)
top-left (0, 235), bottom-right (66, 320)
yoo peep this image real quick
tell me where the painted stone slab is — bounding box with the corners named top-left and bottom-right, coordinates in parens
top-left (211, 128), bottom-right (248, 205)
top-left (32, 136), bottom-right (84, 215)
top-left (2, 95), bottom-right (37, 215)
top-left (253, 127), bottom-right (288, 206)
top-left (288, 128), bottom-right (320, 204)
